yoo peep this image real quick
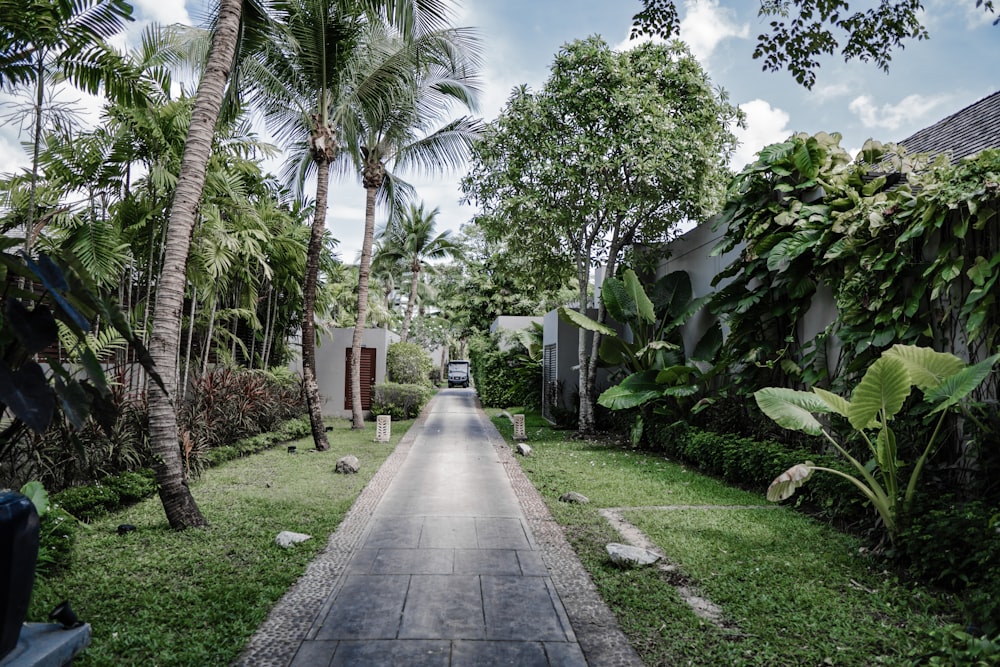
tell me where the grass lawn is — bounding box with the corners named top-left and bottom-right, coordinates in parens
top-left (493, 411), bottom-right (953, 666)
top-left (27, 418), bottom-right (412, 667)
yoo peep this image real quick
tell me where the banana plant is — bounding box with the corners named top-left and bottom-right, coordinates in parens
top-left (756, 344), bottom-right (998, 542)
top-left (561, 269), bottom-right (722, 441)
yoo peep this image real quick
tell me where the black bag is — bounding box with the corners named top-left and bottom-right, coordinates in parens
top-left (0, 491), bottom-right (40, 660)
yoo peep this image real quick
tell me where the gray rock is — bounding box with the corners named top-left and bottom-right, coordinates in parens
top-left (606, 542), bottom-right (662, 567)
top-left (559, 491), bottom-right (590, 504)
top-left (275, 531), bottom-right (311, 548)
top-left (515, 443), bottom-right (532, 456)
top-left (335, 455), bottom-right (360, 474)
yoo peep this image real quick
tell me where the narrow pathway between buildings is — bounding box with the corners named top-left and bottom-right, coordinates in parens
top-left (237, 389), bottom-right (642, 667)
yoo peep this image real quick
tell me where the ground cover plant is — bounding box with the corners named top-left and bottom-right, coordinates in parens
top-left (492, 412), bottom-right (959, 666)
top-left (26, 418), bottom-right (412, 666)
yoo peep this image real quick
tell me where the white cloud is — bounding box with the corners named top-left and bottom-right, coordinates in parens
top-left (677, 0), bottom-right (749, 63)
top-left (731, 99), bottom-right (792, 170)
top-left (848, 93), bottom-right (949, 131)
top-left (812, 81), bottom-right (852, 102)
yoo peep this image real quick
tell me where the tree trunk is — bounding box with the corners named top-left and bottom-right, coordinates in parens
top-left (576, 245), bottom-right (595, 435)
top-left (147, 0), bottom-right (244, 530)
top-left (400, 264), bottom-right (419, 342)
top-left (351, 183), bottom-right (379, 429)
top-left (301, 156), bottom-right (332, 451)
top-left (201, 293), bottom-right (217, 377)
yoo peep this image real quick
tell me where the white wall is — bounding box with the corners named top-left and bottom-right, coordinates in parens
top-left (314, 327), bottom-right (399, 418)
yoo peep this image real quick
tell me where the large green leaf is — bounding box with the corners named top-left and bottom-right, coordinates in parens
top-left (558, 306), bottom-right (617, 336)
top-left (601, 276), bottom-right (632, 326)
top-left (691, 321), bottom-right (722, 362)
top-left (19, 481), bottom-right (50, 517)
top-left (812, 387), bottom-right (850, 417)
top-left (649, 270), bottom-right (692, 321)
top-left (754, 387), bottom-right (831, 436)
top-left (847, 355), bottom-right (911, 430)
top-left (622, 269), bottom-right (655, 324)
top-left (883, 344), bottom-right (965, 391)
top-left (598, 335), bottom-right (632, 366)
top-left (925, 354), bottom-right (1000, 414)
top-left (597, 370), bottom-right (662, 410)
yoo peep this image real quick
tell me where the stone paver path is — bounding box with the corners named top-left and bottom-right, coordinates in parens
top-left (237, 389), bottom-right (642, 667)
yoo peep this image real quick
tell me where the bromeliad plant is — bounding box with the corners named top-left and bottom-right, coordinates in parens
top-left (562, 269), bottom-right (722, 442)
top-left (756, 344), bottom-right (998, 542)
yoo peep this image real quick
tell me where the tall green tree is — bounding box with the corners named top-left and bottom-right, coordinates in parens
top-left (631, 0), bottom-right (996, 89)
top-left (374, 201), bottom-right (460, 341)
top-left (462, 37), bottom-right (738, 434)
top-left (338, 23), bottom-right (481, 428)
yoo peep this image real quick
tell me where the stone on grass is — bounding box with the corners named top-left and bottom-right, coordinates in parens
top-left (335, 455), bottom-right (360, 474)
top-left (559, 491), bottom-right (590, 504)
top-left (606, 542), bottom-right (661, 567)
top-left (515, 443), bottom-right (532, 457)
top-left (276, 531), bottom-right (311, 548)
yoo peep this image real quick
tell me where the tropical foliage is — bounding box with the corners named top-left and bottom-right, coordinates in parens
top-left (711, 133), bottom-right (1000, 399)
top-left (756, 345), bottom-right (998, 542)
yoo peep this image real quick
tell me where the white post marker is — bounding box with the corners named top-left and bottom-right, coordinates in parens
top-left (375, 415), bottom-right (391, 442)
top-left (512, 414), bottom-right (527, 441)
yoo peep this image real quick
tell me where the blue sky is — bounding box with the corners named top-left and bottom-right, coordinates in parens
top-left (2, 0), bottom-right (997, 260)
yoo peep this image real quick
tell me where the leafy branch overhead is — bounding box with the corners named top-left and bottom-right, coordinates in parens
top-left (631, 0), bottom-right (997, 89)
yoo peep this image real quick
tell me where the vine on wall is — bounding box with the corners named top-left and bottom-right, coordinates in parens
top-left (711, 133), bottom-right (1000, 398)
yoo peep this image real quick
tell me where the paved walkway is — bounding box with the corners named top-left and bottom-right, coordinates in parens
top-left (237, 390), bottom-right (643, 667)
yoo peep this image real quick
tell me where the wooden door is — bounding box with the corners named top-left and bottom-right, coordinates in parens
top-left (344, 347), bottom-right (377, 410)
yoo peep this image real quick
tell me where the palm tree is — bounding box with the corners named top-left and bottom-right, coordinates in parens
top-left (0, 0), bottom-right (144, 253)
top-left (375, 201), bottom-right (460, 341)
top-left (340, 26), bottom-right (482, 427)
top-left (246, 0), bottom-right (463, 446)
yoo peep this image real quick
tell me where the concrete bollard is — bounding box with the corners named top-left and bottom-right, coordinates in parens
top-left (375, 415), bottom-right (391, 442)
top-left (512, 414), bottom-right (527, 441)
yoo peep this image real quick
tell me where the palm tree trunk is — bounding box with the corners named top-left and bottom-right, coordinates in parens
top-left (301, 158), bottom-right (331, 450)
top-left (351, 184), bottom-right (379, 429)
top-left (147, 0), bottom-right (244, 530)
top-left (401, 265), bottom-right (419, 342)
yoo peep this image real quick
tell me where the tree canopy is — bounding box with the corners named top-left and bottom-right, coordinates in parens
top-left (631, 0), bottom-right (997, 89)
top-left (462, 36), bottom-right (739, 432)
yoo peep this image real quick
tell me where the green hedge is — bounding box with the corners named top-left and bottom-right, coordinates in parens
top-left (468, 337), bottom-right (520, 408)
top-left (643, 419), bottom-right (871, 528)
top-left (386, 342), bottom-right (434, 385)
top-left (371, 383), bottom-right (432, 420)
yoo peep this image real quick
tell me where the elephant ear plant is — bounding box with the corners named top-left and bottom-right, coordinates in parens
top-left (561, 269), bottom-right (722, 443)
top-left (756, 344), bottom-right (998, 542)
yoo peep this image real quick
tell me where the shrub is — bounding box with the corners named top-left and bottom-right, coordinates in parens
top-left (52, 483), bottom-right (120, 522)
top-left (180, 366), bottom-right (307, 463)
top-left (643, 417), bottom-right (871, 529)
top-left (386, 342), bottom-right (434, 386)
top-left (101, 470), bottom-right (157, 503)
top-left (468, 335), bottom-right (521, 408)
top-left (36, 506), bottom-right (77, 575)
top-left (898, 496), bottom-right (1000, 633)
top-left (371, 383), bottom-right (432, 420)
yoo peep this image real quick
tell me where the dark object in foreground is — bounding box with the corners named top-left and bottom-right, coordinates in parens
top-left (117, 524), bottom-right (137, 536)
top-left (0, 491), bottom-right (40, 660)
